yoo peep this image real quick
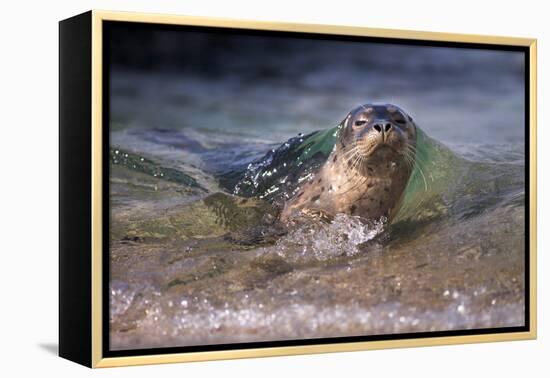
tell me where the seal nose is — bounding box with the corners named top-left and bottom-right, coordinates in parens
top-left (373, 123), bottom-right (392, 133)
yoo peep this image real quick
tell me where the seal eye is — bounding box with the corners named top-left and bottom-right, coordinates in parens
top-left (354, 120), bottom-right (367, 127)
top-left (393, 115), bottom-right (406, 125)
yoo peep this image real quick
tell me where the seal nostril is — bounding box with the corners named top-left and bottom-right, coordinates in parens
top-left (373, 124), bottom-right (382, 133)
top-left (385, 124), bottom-right (392, 132)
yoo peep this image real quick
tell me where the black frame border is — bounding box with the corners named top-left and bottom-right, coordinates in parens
top-left (59, 11), bottom-right (93, 367)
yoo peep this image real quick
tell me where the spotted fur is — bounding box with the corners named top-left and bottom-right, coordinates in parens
top-left (280, 103), bottom-right (417, 222)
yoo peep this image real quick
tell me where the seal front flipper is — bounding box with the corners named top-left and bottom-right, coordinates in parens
top-left (299, 208), bottom-right (334, 223)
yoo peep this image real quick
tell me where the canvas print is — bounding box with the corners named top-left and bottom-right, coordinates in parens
top-left (107, 23), bottom-right (527, 351)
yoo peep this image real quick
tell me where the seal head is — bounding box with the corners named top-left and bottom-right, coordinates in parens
top-left (280, 103), bottom-right (417, 222)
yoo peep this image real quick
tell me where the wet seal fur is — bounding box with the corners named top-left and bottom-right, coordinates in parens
top-left (280, 103), bottom-right (417, 222)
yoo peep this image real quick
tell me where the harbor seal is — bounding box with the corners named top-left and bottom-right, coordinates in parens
top-left (280, 103), bottom-right (417, 222)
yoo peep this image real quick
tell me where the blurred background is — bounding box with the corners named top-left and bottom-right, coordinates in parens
top-left (108, 23), bottom-right (525, 145)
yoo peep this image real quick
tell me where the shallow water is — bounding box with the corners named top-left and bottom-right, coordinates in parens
top-left (108, 44), bottom-right (525, 350)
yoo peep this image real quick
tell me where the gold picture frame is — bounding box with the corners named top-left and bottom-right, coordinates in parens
top-left (59, 9), bottom-right (537, 368)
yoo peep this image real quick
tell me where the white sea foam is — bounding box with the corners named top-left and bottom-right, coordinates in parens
top-left (274, 214), bottom-right (386, 261)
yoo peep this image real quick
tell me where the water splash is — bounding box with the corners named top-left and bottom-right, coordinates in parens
top-left (110, 280), bottom-right (136, 320)
top-left (232, 128), bottom-right (338, 207)
top-left (111, 287), bottom-right (524, 350)
top-left (274, 214), bottom-right (386, 261)
top-left (110, 147), bottom-right (205, 189)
